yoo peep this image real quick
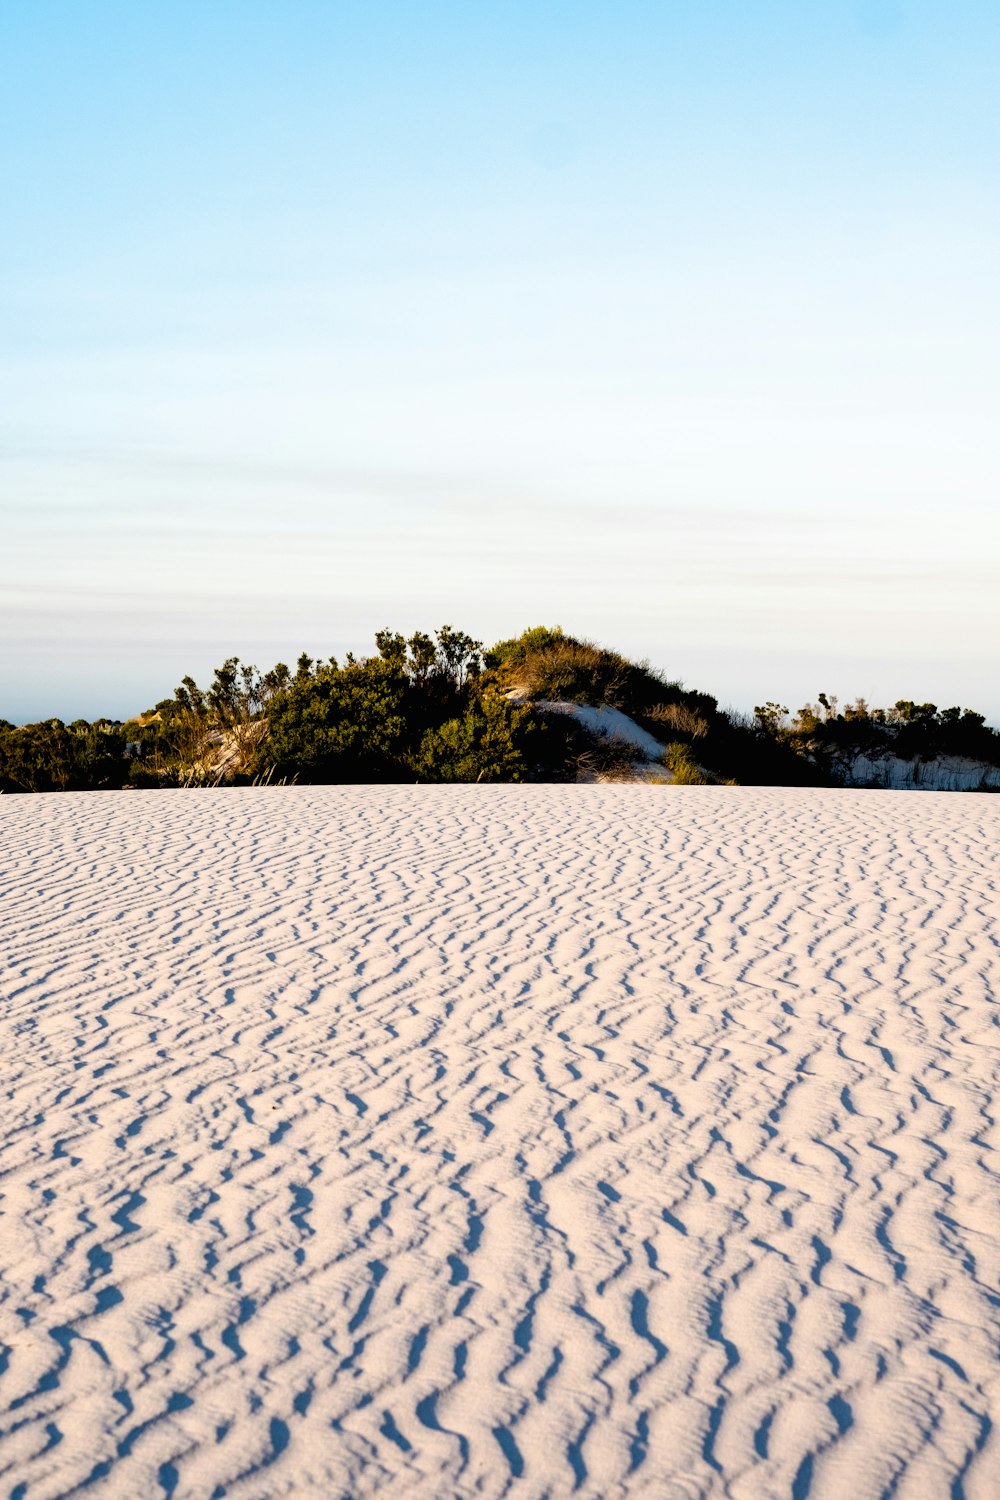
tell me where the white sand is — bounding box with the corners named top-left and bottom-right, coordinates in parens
top-left (1, 785), bottom-right (998, 1499)
top-left (532, 701), bottom-right (668, 762)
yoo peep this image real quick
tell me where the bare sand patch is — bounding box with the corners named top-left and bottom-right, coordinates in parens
top-left (1, 786), bottom-right (998, 1498)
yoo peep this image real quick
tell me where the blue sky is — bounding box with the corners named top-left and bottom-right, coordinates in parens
top-left (3, 1), bottom-right (998, 723)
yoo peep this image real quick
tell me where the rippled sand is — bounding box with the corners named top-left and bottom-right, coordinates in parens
top-left (2, 785), bottom-right (999, 1498)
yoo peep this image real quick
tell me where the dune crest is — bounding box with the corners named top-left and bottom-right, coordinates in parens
top-left (2, 785), bottom-right (998, 1498)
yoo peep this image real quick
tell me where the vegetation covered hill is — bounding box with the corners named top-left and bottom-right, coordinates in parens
top-left (2, 627), bottom-right (998, 792)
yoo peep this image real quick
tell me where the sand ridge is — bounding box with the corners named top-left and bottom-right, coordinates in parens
top-left (1, 785), bottom-right (998, 1498)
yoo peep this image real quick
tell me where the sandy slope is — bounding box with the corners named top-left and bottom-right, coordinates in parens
top-left (1, 786), bottom-right (998, 1500)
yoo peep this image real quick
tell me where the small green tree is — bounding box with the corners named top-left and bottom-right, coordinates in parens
top-left (208, 657), bottom-right (271, 763)
top-left (433, 625), bottom-right (482, 689)
top-left (152, 674), bottom-right (214, 775)
top-left (406, 632), bottom-right (437, 688)
top-left (753, 703), bottom-right (788, 736)
top-left (374, 630), bottom-right (408, 669)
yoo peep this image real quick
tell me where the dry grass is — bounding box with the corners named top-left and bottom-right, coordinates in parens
top-left (648, 702), bottom-right (710, 739)
top-left (568, 729), bottom-right (640, 783)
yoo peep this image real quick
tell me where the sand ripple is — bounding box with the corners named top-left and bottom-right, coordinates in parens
top-left (1, 785), bottom-right (998, 1498)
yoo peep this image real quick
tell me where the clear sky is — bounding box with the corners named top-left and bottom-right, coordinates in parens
top-left (3, 1), bottom-right (998, 724)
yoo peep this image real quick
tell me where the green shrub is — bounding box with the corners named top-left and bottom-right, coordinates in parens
top-left (664, 742), bottom-right (710, 785)
top-left (649, 701), bottom-right (710, 739)
top-left (0, 718), bottom-right (132, 793)
top-left (412, 689), bottom-right (535, 782)
top-left (485, 625), bottom-right (567, 677)
top-left (261, 659), bottom-right (408, 781)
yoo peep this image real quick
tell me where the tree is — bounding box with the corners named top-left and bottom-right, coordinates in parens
top-left (208, 658), bottom-right (267, 762)
top-left (152, 673), bottom-right (215, 775)
top-left (406, 632), bottom-right (437, 688)
top-left (374, 630), bottom-right (407, 668)
top-left (433, 625), bottom-right (482, 689)
top-left (375, 626), bottom-right (482, 691)
top-left (753, 703), bottom-right (788, 736)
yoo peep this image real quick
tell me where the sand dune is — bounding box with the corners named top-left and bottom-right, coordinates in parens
top-left (1, 785), bottom-right (998, 1499)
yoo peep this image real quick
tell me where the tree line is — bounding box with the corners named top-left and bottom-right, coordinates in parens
top-left (0, 627), bottom-right (539, 792)
top-left (2, 626), bottom-right (997, 792)
top-left (753, 694), bottom-right (1000, 772)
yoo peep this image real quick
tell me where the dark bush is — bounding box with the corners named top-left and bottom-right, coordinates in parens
top-left (413, 689), bottom-right (536, 782)
top-left (0, 719), bottom-right (131, 793)
top-left (261, 659), bottom-right (409, 782)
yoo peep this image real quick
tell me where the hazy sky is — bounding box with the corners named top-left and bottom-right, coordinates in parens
top-left (3, 1), bottom-right (998, 723)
